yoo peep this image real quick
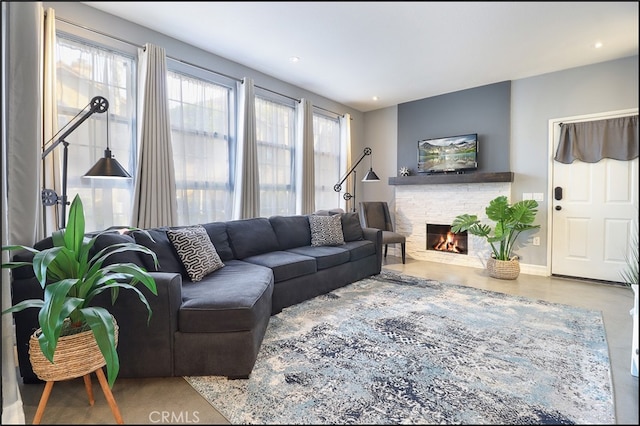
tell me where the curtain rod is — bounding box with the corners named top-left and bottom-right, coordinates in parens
top-left (314, 105), bottom-right (345, 118)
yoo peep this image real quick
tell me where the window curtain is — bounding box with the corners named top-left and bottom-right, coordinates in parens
top-left (167, 71), bottom-right (234, 224)
top-left (234, 77), bottom-right (260, 219)
top-left (131, 43), bottom-right (178, 228)
top-left (339, 113), bottom-right (352, 212)
top-left (255, 96), bottom-right (296, 217)
top-left (555, 115), bottom-right (639, 164)
top-left (3, 2), bottom-right (31, 423)
top-left (296, 98), bottom-right (315, 214)
top-left (42, 7), bottom-right (58, 235)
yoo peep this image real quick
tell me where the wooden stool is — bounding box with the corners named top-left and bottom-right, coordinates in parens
top-left (32, 368), bottom-right (123, 424)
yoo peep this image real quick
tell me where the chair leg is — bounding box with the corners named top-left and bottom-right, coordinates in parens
top-left (401, 243), bottom-right (406, 264)
top-left (384, 244), bottom-right (388, 258)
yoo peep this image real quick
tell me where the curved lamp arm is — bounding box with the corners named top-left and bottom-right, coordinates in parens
top-left (41, 96), bottom-right (109, 228)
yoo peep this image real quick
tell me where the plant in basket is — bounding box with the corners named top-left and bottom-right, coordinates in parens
top-left (1, 194), bottom-right (159, 387)
top-left (451, 195), bottom-right (540, 279)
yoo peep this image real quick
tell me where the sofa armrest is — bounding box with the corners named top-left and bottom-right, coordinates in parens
top-left (362, 227), bottom-right (383, 271)
top-left (10, 271), bottom-right (183, 382)
top-left (99, 271), bottom-right (182, 377)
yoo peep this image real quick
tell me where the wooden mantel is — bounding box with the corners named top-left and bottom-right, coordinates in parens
top-left (388, 171), bottom-right (514, 185)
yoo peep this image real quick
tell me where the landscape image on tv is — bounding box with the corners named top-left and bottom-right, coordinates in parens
top-left (418, 133), bottom-right (478, 173)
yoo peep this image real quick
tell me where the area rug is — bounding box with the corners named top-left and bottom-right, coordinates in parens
top-left (185, 271), bottom-right (615, 424)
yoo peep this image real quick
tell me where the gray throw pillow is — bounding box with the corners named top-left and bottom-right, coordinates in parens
top-left (309, 214), bottom-right (345, 247)
top-left (166, 225), bottom-right (224, 282)
top-left (341, 212), bottom-right (364, 242)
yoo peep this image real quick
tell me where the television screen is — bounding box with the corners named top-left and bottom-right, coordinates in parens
top-left (417, 133), bottom-right (478, 174)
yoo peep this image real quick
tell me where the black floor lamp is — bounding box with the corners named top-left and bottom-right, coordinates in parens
top-left (42, 96), bottom-right (131, 229)
top-left (333, 147), bottom-right (380, 212)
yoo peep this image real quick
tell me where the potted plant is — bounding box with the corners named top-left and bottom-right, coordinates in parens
top-left (2, 194), bottom-right (159, 388)
top-left (620, 225), bottom-right (639, 377)
top-left (451, 195), bottom-right (540, 279)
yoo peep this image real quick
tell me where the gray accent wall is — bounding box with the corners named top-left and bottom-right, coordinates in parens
top-left (397, 81), bottom-right (511, 174)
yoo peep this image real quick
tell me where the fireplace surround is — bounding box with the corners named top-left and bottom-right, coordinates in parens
top-left (392, 181), bottom-right (512, 268)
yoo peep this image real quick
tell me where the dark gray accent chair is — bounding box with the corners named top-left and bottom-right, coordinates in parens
top-left (359, 201), bottom-right (406, 264)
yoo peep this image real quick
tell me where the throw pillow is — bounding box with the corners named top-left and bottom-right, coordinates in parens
top-left (309, 214), bottom-right (345, 247)
top-left (341, 212), bottom-right (364, 242)
top-left (166, 225), bottom-right (224, 282)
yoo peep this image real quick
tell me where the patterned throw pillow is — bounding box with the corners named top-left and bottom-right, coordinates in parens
top-left (166, 225), bottom-right (224, 282)
top-left (309, 214), bottom-right (345, 247)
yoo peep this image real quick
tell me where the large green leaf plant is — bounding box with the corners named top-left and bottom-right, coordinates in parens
top-left (2, 194), bottom-right (159, 387)
top-left (451, 195), bottom-right (540, 261)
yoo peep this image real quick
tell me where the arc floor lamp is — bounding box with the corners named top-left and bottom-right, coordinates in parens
top-left (42, 96), bottom-right (131, 228)
top-left (334, 147), bottom-right (380, 212)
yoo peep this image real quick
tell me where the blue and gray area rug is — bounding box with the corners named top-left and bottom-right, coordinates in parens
top-left (185, 271), bottom-right (615, 424)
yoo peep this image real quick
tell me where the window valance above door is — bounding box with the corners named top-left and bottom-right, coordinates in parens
top-left (554, 115), bottom-right (638, 164)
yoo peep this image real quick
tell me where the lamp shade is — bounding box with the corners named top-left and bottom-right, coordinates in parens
top-left (84, 148), bottom-right (131, 178)
top-left (362, 168), bottom-right (380, 182)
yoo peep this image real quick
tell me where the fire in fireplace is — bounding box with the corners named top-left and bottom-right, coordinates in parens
top-left (426, 224), bottom-right (468, 254)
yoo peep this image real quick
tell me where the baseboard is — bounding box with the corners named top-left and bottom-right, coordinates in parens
top-left (520, 263), bottom-right (548, 276)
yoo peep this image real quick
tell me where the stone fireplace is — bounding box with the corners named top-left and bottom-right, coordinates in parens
top-left (391, 181), bottom-right (512, 269)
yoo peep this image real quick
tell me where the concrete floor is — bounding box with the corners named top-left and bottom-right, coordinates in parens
top-left (16, 257), bottom-right (639, 424)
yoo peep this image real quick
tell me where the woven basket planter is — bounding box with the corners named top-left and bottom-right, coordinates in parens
top-left (29, 317), bottom-right (118, 382)
top-left (487, 257), bottom-right (520, 280)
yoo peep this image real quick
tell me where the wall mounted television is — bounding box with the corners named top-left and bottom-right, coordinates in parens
top-left (417, 133), bottom-right (478, 174)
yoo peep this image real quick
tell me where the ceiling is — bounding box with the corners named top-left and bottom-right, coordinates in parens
top-left (82, 2), bottom-right (638, 112)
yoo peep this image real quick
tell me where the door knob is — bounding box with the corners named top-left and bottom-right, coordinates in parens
top-left (555, 205), bottom-right (562, 211)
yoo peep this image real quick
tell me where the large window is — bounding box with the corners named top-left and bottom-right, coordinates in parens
top-left (167, 70), bottom-right (235, 224)
top-left (313, 112), bottom-right (342, 210)
top-left (255, 95), bottom-right (296, 217)
top-left (56, 33), bottom-right (136, 232)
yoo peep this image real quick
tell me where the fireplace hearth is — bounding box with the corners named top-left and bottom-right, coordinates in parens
top-left (426, 224), bottom-right (467, 255)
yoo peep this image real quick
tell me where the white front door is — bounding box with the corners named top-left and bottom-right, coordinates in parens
top-left (550, 111), bottom-right (638, 283)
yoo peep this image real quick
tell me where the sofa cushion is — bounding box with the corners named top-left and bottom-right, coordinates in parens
top-left (167, 225), bottom-right (225, 282)
top-left (243, 251), bottom-right (316, 282)
top-left (269, 215), bottom-right (311, 250)
top-left (92, 231), bottom-right (144, 267)
top-left (131, 227), bottom-right (186, 275)
top-left (341, 212), bottom-right (364, 242)
top-left (309, 214), bottom-right (345, 247)
top-left (342, 240), bottom-right (376, 261)
top-left (179, 260), bottom-right (273, 333)
top-left (226, 217), bottom-right (280, 259)
top-left (287, 245), bottom-right (350, 270)
top-left (201, 222), bottom-right (234, 262)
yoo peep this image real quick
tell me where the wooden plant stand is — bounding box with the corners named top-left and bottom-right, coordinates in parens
top-left (32, 368), bottom-right (123, 424)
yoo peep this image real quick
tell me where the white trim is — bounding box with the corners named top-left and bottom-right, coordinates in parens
top-left (546, 108), bottom-right (639, 278)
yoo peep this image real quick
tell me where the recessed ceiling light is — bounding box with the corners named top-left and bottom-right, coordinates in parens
top-left (594, 42), bottom-right (603, 49)
top-left (289, 56), bottom-right (300, 63)
top-left (372, 96), bottom-right (379, 101)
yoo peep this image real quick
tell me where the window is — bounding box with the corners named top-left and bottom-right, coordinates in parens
top-left (55, 33), bottom-right (136, 232)
top-left (167, 70), bottom-right (235, 224)
top-left (313, 112), bottom-right (342, 210)
top-left (255, 95), bottom-right (296, 217)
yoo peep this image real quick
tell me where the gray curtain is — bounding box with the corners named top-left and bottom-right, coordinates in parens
top-left (296, 98), bottom-right (315, 214)
top-left (3, 3), bottom-right (30, 423)
top-left (234, 77), bottom-right (260, 219)
top-left (555, 115), bottom-right (639, 164)
top-left (131, 43), bottom-right (178, 228)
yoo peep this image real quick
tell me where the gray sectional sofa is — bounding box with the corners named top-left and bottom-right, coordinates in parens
top-left (10, 211), bottom-right (382, 383)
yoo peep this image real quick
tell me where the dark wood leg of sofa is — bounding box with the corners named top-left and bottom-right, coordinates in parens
top-left (401, 243), bottom-right (406, 264)
top-left (227, 375), bottom-right (250, 380)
